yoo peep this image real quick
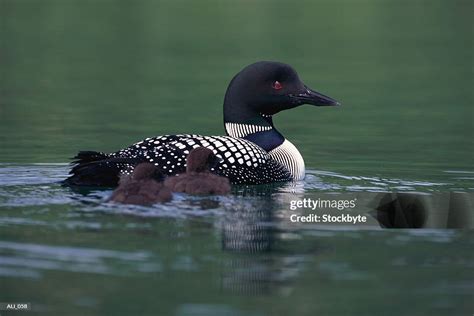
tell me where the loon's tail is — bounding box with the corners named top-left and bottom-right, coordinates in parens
top-left (63, 151), bottom-right (145, 187)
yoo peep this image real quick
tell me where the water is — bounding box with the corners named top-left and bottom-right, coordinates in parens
top-left (1, 0), bottom-right (473, 315)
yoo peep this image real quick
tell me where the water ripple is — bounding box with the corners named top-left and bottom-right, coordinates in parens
top-left (0, 241), bottom-right (161, 278)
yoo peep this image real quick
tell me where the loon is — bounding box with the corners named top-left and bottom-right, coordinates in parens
top-left (65, 61), bottom-right (339, 187)
top-left (164, 147), bottom-right (231, 195)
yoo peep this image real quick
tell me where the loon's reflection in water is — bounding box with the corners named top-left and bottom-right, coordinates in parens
top-left (221, 199), bottom-right (275, 253)
top-left (219, 197), bottom-right (309, 296)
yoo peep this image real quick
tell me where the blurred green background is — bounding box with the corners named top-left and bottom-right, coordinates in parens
top-left (1, 0), bottom-right (473, 179)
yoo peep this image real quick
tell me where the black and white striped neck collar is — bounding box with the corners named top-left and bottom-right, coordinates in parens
top-left (225, 113), bottom-right (274, 138)
top-left (224, 114), bottom-right (285, 152)
top-left (224, 122), bottom-right (272, 138)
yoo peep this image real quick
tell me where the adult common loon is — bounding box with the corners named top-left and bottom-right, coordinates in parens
top-left (65, 61), bottom-right (339, 187)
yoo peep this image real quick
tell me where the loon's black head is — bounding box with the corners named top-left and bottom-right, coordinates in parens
top-left (224, 61), bottom-right (339, 122)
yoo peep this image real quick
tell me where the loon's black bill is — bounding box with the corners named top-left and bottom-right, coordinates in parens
top-left (291, 86), bottom-right (340, 106)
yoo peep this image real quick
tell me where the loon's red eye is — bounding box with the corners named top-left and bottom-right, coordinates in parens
top-left (272, 81), bottom-right (283, 90)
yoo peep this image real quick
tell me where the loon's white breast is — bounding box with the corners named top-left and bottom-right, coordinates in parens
top-left (268, 139), bottom-right (305, 180)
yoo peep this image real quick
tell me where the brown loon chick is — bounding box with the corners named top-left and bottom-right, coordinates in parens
top-left (164, 147), bottom-right (231, 195)
top-left (109, 163), bottom-right (172, 205)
